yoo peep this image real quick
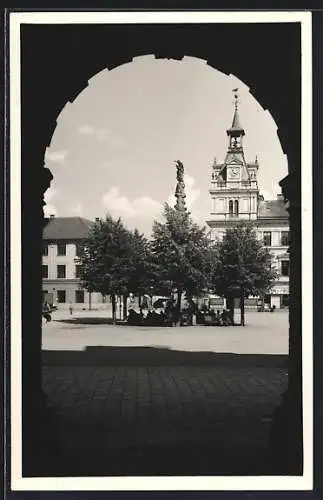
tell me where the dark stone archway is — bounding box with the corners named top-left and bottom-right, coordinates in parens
top-left (20, 21), bottom-right (302, 475)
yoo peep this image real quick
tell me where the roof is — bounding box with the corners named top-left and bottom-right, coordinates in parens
top-left (43, 217), bottom-right (95, 241)
top-left (227, 109), bottom-right (245, 135)
top-left (258, 200), bottom-right (289, 219)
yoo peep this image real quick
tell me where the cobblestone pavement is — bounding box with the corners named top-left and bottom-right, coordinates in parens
top-left (42, 360), bottom-right (288, 476)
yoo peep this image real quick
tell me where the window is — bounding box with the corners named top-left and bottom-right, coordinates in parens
top-left (281, 260), bottom-right (290, 277)
top-left (75, 243), bottom-right (83, 257)
top-left (229, 200), bottom-right (233, 216)
top-left (263, 231), bottom-right (272, 246)
top-left (234, 199), bottom-right (239, 216)
top-left (57, 290), bottom-right (66, 303)
top-left (42, 244), bottom-right (48, 256)
top-left (57, 243), bottom-right (66, 256)
top-left (57, 265), bottom-right (66, 279)
top-left (75, 265), bottom-right (83, 279)
top-left (75, 290), bottom-right (84, 303)
top-left (281, 231), bottom-right (290, 246)
top-left (42, 265), bottom-right (48, 278)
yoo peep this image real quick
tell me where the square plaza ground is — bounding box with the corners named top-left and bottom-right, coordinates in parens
top-left (41, 311), bottom-right (289, 476)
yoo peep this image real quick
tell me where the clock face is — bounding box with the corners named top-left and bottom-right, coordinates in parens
top-left (230, 167), bottom-right (240, 177)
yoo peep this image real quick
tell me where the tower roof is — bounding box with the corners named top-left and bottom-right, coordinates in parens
top-left (226, 89), bottom-right (245, 136)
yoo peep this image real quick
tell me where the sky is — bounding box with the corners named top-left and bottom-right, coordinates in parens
top-left (44, 55), bottom-right (288, 236)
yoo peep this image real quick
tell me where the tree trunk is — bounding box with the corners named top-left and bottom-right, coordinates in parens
top-left (227, 295), bottom-right (234, 325)
top-left (123, 293), bottom-right (128, 320)
top-left (111, 294), bottom-right (116, 324)
top-left (240, 291), bottom-right (245, 326)
top-left (138, 294), bottom-right (142, 308)
top-left (176, 289), bottom-right (182, 326)
top-left (88, 291), bottom-right (92, 311)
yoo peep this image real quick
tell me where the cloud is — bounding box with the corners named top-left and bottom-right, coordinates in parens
top-left (185, 174), bottom-right (201, 207)
top-left (71, 202), bottom-right (83, 216)
top-left (96, 128), bottom-right (110, 141)
top-left (44, 204), bottom-right (58, 217)
top-left (133, 196), bottom-right (162, 216)
top-left (43, 187), bottom-right (58, 217)
top-left (99, 160), bottom-right (114, 169)
top-left (45, 150), bottom-right (67, 164)
top-left (109, 136), bottom-right (126, 148)
top-left (77, 124), bottom-right (125, 147)
top-left (167, 174), bottom-right (200, 209)
top-left (102, 187), bottom-right (162, 220)
top-left (101, 178), bottom-right (205, 235)
top-left (44, 187), bottom-right (57, 202)
top-left (78, 125), bottom-right (95, 135)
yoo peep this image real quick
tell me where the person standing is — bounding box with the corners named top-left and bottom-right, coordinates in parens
top-left (43, 301), bottom-right (51, 323)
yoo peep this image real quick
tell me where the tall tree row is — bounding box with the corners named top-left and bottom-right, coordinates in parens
top-left (79, 214), bottom-right (277, 326)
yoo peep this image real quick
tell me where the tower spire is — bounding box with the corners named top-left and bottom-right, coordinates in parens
top-left (174, 160), bottom-right (187, 212)
top-left (226, 88), bottom-right (245, 150)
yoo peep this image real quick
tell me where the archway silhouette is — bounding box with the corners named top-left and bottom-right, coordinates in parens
top-left (20, 21), bottom-right (302, 475)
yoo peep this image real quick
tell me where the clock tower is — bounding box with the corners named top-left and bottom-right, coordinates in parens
top-left (207, 89), bottom-right (260, 240)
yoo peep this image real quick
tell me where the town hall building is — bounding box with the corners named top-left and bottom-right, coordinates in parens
top-left (206, 90), bottom-right (290, 309)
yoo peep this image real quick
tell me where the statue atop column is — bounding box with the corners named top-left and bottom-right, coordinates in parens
top-left (174, 160), bottom-right (187, 212)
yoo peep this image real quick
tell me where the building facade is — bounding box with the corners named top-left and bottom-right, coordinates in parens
top-left (42, 216), bottom-right (104, 309)
top-left (206, 91), bottom-right (289, 309)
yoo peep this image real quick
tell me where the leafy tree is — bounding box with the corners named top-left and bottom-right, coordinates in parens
top-left (79, 216), bottom-right (156, 322)
top-left (150, 203), bottom-right (215, 321)
top-left (120, 228), bottom-right (156, 316)
top-left (212, 221), bottom-right (278, 325)
top-left (79, 216), bottom-right (135, 323)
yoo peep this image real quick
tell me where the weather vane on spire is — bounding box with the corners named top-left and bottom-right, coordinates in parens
top-left (232, 88), bottom-right (239, 109)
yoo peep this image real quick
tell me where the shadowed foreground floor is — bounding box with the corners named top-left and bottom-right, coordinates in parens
top-left (39, 347), bottom-right (289, 477)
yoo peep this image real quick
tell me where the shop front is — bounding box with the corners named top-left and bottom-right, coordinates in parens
top-left (270, 284), bottom-right (289, 309)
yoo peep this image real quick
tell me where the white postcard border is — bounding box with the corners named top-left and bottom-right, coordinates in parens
top-left (9, 10), bottom-right (313, 492)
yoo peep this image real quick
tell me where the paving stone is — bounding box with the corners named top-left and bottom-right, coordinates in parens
top-left (40, 315), bottom-right (290, 475)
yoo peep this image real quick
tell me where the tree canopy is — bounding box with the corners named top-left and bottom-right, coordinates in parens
top-left (79, 216), bottom-right (155, 320)
top-left (211, 221), bottom-right (278, 324)
top-left (150, 203), bottom-right (215, 301)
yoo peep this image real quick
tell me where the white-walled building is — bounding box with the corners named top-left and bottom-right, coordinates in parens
top-left (42, 216), bottom-right (105, 309)
top-left (206, 91), bottom-right (289, 309)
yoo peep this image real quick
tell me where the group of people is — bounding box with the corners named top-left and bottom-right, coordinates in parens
top-left (127, 297), bottom-right (234, 327)
top-left (127, 299), bottom-right (181, 327)
top-left (198, 306), bottom-right (233, 326)
top-left (128, 308), bottom-right (168, 326)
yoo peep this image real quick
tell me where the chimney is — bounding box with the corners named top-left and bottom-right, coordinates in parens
top-left (95, 217), bottom-right (100, 222)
